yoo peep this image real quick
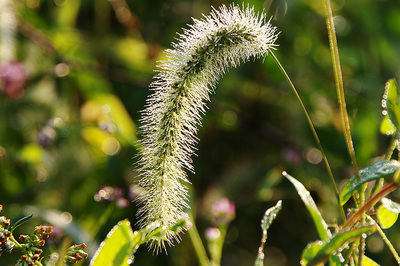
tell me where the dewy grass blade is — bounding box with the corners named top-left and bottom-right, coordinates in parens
top-left (255, 200), bottom-right (282, 266)
top-left (283, 172), bottom-right (331, 241)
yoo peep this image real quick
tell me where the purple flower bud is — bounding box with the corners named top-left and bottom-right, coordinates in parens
top-left (46, 226), bottom-right (63, 246)
top-left (0, 61), bottom-right (28, 99)
top-left (116, 198), bottom-right (129, 208)
top-left (281, 147), bottom-right (301, 165)
top-left (113, 187), bottom-right (124, 199)
top-left (37, 126), bottom-right (56, 147)
top-left (211, 198), bottom-right (236, 226)
top-left (94, 185), bottom-right (114, 202)
top-left (94, 185), bottom-right (130, 208)
top-left (205, 227), bottom-right (221, 241)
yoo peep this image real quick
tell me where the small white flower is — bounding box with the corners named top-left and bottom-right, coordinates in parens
top-left (137, 3), bottom-right (278, 250)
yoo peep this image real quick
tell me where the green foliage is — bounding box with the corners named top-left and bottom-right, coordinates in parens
top-left (301, 225), bottom-right (377, 266)
top-left (90, 217), bottom-right (188, 266)
top-left (0, 205), bottom-right (88, 266)
top-left (340, 160), bottom-right (400, 206)
top-left (377, 204), bottom-right (398, 229)
top-left (10, 215), bottom-right (33, 233)
top-left (382, 79), bottom-right (400, 133)
top-left (90, 220), bottom-right (134, 266)
top-left (377, 198), bottom-right (400, 229)
top-left (254, 200), bottom-right (282, 266)
top-left (362, 256), bottom-right (380, 266)
top-left (284, 172), bottom-right (331, 241)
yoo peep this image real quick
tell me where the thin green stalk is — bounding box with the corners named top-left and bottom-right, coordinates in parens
top-left (358, 236), bottom-right (365, 266)
top-left (269, 50), bottom-right (346, 222)
top-left (385, 136), bottom-right (399, 160)
top-left (208, 226), bottom-right (227, 266)
top-left (323, 2), bottom-right (362, 262)
top-left (366, 215), bottom-right (400, 264)
top-left (323, 0), bottom-right (359, 178)
top-left (187, 216), bottom-right (210, 266)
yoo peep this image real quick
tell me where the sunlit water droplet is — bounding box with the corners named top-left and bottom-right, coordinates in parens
top-left (127, 255), bottom-right (135, 264)
top-left (382, 99), bottom-right (388, 107)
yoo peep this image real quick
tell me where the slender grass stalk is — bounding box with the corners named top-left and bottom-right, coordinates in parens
top-left (322, 1), bottom-right (363, 262)
top-left (269, 51), bottom-right (346, 221)
top-left (187, 216), bottom-right (210, 266)
top-left (323, 0), bottom-right (359, 178)
top-left (366, 215), bottom-right (400, 264)
top-left (358, 236), bottom-right (365, 266)
top-left (137, 4), bottom-right (278, 250)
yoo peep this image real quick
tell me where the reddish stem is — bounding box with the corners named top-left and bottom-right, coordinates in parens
top-left (340, 182), bottom-right (398, 230)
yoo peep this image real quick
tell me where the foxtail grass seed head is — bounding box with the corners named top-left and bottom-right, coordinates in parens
top-left (137, 3), bottom-right (278, 250)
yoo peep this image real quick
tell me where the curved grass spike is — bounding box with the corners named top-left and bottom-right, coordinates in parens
top-left (137, 4), bottom-right (278, 250)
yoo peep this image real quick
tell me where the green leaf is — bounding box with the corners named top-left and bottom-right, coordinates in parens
top-left (380, 115), bottom-right (396, 135)
top-left (284, 172), bottom-right (331, 241)
top-left (301, 225), bottom-right (377, 266)
top-left (381, 197), bottom-right (400, 213)
top-left (10, 214), bottom-right (33, 233)
top-left (382, 79), bottom-right (400, 132)
top-left (255, 200), bottom-right (283, 266)
top-left (377, 204), bottom-right (398, 229)
top-left (261, 200), bottom-right (282, 232)
top-left (362, 256), bottom-right (380, 266)
top-left (90, 219), bottom-right (134, 266)
top-left (340, 160), bottom-right (400, 205)
top-left (377, 198), bottom-right (400, 229)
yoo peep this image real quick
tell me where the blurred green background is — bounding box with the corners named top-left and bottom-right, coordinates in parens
top-left (1, 0), bottom-right (400, 265)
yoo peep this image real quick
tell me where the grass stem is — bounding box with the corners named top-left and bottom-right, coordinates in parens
top-left (269, 50), bottom-right (346, 222)
top-left (323, 0), bottom-right (359, 178)
top-left (187, 215), bottom-right (210, 266)
top-left (366, 215), bottom-right (400, 264)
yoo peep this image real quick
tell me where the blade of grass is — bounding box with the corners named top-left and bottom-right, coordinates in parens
top-left (283, 172), bottom-right (331, 241)
top-left (255, 200), bottom-right (282, 266)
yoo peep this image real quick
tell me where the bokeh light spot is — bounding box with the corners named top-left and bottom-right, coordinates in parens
top-left (102, 137), bottom-right (120, 156)
top-left (305, 147), bottom-right (322, 164)
top-left (54, 63), bottom-right (70, 77)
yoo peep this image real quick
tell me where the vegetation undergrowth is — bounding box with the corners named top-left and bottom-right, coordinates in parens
top-left (1, 0), bottom-right (400, 266)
